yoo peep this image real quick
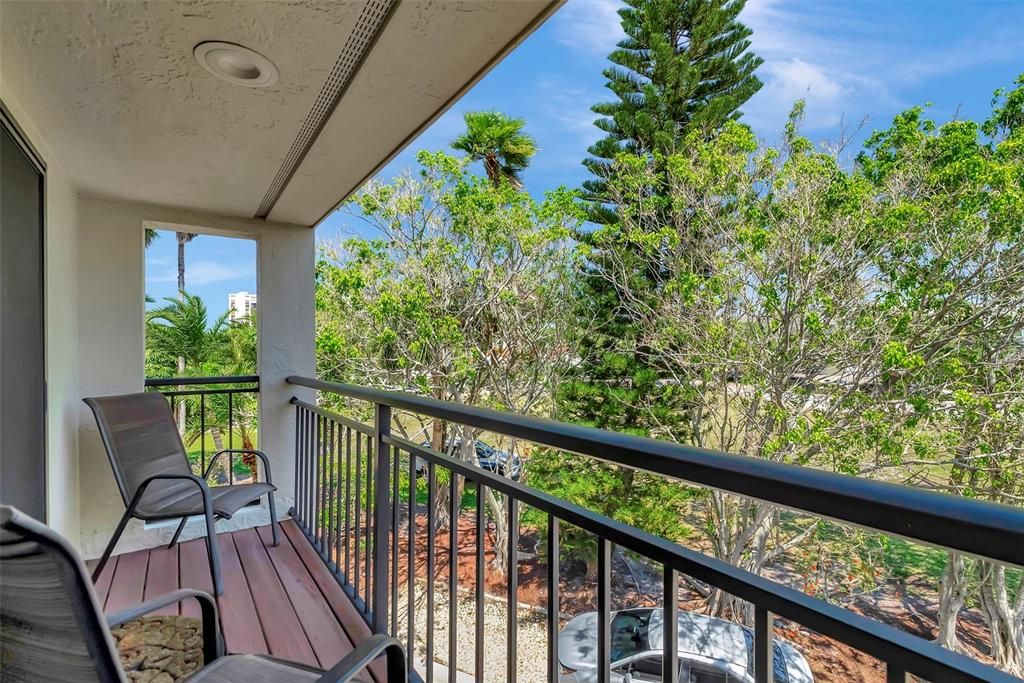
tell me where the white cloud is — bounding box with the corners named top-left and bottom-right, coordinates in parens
top-left (740, 0), bottom-right (1020, 135)
top-left (536, 77), bottom-right (605, 149)
top-left (552, 0), bottom-right (624, 58)
top-left (149, 260), bottom-right (250, 286)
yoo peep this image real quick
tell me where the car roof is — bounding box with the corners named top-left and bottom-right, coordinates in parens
top-left (644, 609), bottom-right (751, 670)
top-left (645, 608), bottom-right (811, 683)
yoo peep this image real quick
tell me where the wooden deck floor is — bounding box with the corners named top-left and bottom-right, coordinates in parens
top-left (90, 519), bottom-right (383, 681)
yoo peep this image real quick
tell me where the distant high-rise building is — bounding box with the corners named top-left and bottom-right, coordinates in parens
top-left (228, 291), bottom-right (257, 322)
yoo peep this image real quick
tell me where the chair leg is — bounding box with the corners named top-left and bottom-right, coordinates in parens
top-left (167, 518), bottom-right (187, 549)
top-left (266, 491), bottom-right (280, 546)
top-left (203, 509), bottom-right (224, 596)
top-left (91, 509), bottom-right (132, 584)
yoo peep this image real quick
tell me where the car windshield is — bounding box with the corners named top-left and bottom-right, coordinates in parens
top-left (611, 610), bottom-right (652, 662)
top-left (475, 441), bottom-right (495, 458)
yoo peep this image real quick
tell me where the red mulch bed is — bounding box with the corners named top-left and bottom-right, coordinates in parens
top-left (335, 505), bottom-right (994, 683)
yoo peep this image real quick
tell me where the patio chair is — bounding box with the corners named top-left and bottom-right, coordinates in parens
top-left (0, 504), bottom-right (406, 682)
top-left (84, 391), bottom-right (280, 596)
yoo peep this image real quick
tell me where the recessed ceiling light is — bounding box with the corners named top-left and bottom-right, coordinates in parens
top-left (194, 42), bottom-right (279, 88)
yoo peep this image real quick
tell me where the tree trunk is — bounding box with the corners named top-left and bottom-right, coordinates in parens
top-left (936, 552), bottom-right (969, 652)
top-left (978, 561), bottom-right (1024, 676)
top-left (175, 231), bottom-right (189, 434)
top-left (210, 427), bottom-right (228, 485)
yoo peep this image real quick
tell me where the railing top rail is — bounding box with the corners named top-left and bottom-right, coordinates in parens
top-left (145, 375), bottom-right (260, 388)
top-left (286, 374), bottom-right (1024, 568)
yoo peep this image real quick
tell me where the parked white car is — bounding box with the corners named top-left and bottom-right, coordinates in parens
top-left (558, 608), bottom-right (814, 683)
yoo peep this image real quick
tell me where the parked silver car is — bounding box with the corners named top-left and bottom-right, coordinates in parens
top-left (558, 608), bottom-right (813, 683)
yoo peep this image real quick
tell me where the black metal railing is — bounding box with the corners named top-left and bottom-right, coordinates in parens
top-left (286, 375), bottom-right (1024, 683)
top-left (145, 375), bottom-right (260, 483)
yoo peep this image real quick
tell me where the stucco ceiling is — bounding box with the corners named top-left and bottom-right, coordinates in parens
top-left (0, 0), bottom-right (560, 227)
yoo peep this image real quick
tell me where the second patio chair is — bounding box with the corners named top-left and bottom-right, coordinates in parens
top-left (84, 391), bottom-right (280, 595)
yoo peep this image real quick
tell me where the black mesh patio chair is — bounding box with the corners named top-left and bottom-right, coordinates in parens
top-left (84, 391), bottom-right (281, 596)
top-left (0, 504), bottom-right (406, 682)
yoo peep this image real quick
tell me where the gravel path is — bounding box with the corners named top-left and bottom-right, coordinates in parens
top-left (394, 582), bottom-right (550, 683)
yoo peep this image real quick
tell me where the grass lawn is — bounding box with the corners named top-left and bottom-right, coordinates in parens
top-left (185, 429), bottom-right (258, 480)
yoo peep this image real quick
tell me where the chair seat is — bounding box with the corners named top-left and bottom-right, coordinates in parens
top-left (185, 654), bottom-right (373, 682)
top-left (139, 482), bottom-right (276, 520)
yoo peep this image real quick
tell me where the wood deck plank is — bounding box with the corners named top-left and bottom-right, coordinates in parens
top-left (87, 556), bottom-right (118, 610)
top-left (95, 524), bottom-right (387, 680)
top-left (143, 545), bottom-right (179, 615)
top-left (215, 531), bottom-right (270, 656)
top-left (232, 526), bottom-right (317, 667)
top-left (257, 524), bottom-right (354, 669)
top-left (177, 537), bottom-right (214, 620)
top-left (280, 520), bottom-right (387, 683)
top-left (105, 548), bottom-right (149, 613)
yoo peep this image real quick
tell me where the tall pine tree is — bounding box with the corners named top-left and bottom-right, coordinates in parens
top-left (583, 0), bottom-right (763, 224)
top-left (542, 0), bottom-right (764, 561)
top-left (561, 0), bottom-right (762, 437)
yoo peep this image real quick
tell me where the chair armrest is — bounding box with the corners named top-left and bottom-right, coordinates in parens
top-left (107, 589), bottom-right (222, 663)
top-left (315, 634), bottom-right (405, 683)
top-left (131, 473), bottom-right (211, 510)
top-left (205, 449), bottom-right (273, 485)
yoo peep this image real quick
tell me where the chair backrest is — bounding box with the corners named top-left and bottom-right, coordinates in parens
top-left (83, 392), bottom-right (193, 511)
top-left (0, 504), bottom-right (126, 682)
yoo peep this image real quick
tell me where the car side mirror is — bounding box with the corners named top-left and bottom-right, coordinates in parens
top-left (622, 674), bottom-right (633, 683)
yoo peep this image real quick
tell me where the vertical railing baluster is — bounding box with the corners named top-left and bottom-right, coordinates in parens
top-left (407, 448), bottom-right (417, 677)
top-left (475, 482), bottom-right (485, 683)
top-left (755, 605), bottom-right (775, 683)
top-left (344, 427), bottom-right (352, 584)
top-left (664, 567), bottom-right (679, 683)
top-left (448, 471), bottom-right (458, 683)
top-left (306, 409), bottom-right (315, 534)
top-left (298, 408), bottom-right (307, 529)
top-left (315, 415), bottom-right (323, 551)
top-left (328, 419), bottom-right (336, 568)
top-left (301, 405), bottom-right (309, 528)
top-left (426, 462), bottom-right (436, 683)
top-left (365, 436), bottom-right (374, 614)
top-left (228, 391), bottom-right (234, 485)
top-left (886, 667), bottom-right (908, 683)
top-left (547, 515), bottom-right (560, 683)
top-left (354, 432), bottom-right (363, 600)
top-left (319, 415), bottom-right (327, 552)
top-left (598, 537), bottom-right (611, 683)
top-left (372, 402), bottom-right (392, 633)
top-left (293, 403), bottom-right (300, 523)
top-left (392, 446), bottom-right (400, 633)
top-left (200, 393), bottom-right (206, 475)
top-left (507, 496), bottom-right (519, 682)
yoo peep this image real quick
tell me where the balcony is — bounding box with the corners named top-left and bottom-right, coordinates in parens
top-left (2, 1), bottom-right (1022, 682)
top-left (90, 373), bottom-right (1020, 683)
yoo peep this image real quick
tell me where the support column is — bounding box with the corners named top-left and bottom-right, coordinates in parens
top-left (257, 225), bottom-right (316, 520)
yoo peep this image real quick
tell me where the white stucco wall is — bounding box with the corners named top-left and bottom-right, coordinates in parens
top-left (0, 91), bottom-right (83, 544)
top-left (76, 198), bottom-right (315, 558)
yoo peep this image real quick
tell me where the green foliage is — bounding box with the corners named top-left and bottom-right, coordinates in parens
top-left (557, 75), bottom-right (1024, 621)
top-left (582, 0), bottom-right (763, 224)
top-left (316, 146), bottom-right (580, 421)
top-left (451, 111), bottom-right (537, 189)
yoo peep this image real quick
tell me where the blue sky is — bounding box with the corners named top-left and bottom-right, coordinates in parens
top-left (146, 0), bottom-right (1024, 319)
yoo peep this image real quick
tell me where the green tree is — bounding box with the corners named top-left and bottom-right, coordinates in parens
top-left (317, 147), bottom-right (580, 570)
top-left (581, 0), bottom-right (763, 224)
top-left (451, 111), bottom-right (537, 189)
top-left (552, 1), bottom-right (764, 550)
top-left (854, 78), bottom-right (1024, 671)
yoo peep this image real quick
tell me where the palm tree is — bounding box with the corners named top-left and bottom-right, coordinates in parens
top-left (147, 294), bottom-right (230, 471)
top-left (451, 111), bottom-right (536, 189)
top-left (146, 294), bottom-right (229, 373)
top-left (145, 228), bottom-right (159, 247)
top-left (175, 230), bottom-right (196, 431)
